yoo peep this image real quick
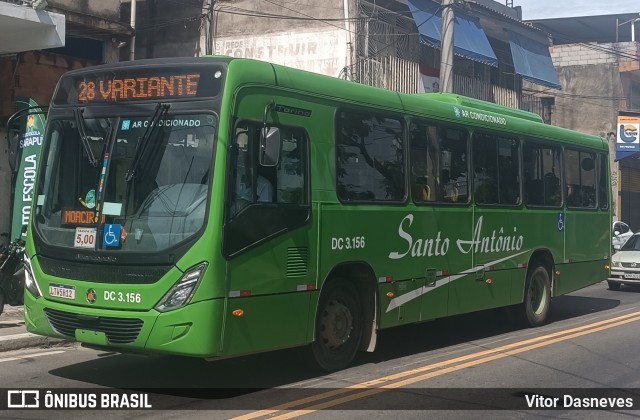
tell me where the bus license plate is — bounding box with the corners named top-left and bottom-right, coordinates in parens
top-left (49, 284), bottom-right (76, 300)
top-left (624, 273), bottom-right (640, 279)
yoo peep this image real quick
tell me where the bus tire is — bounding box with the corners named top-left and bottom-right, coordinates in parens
top-left (520, 265), bottom-right (551, 327)
top-left (607, 281), bottom-right (621, 291)
top-left (310, 280), bottom-right (362, 372)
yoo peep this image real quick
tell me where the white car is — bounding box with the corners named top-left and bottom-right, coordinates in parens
top-left (612, 221), bottom-right (633, 251)
top-left (609, 233), bottom-right (640, 291)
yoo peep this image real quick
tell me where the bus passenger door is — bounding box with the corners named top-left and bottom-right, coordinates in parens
top-left (448, 134), bottom-right (521, 315)
top-left (221, 120), bottom-right (315, 357)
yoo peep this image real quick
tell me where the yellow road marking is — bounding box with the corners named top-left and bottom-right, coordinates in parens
top-left (231, 310), bottom-right (640, 420)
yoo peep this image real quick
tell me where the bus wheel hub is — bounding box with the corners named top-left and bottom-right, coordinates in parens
top-left (321, 300), bottom-right (353, 349)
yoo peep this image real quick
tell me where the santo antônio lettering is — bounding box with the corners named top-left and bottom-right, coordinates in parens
top-left (77, 74), bottom-right (200, 102)
top-left (388, 214), bottom-right (524, 260)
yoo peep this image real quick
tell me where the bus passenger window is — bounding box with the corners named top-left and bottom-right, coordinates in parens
top-left (523, 142), bottom-right (561, 207)
top-left (473, 133), bottom-right (519, 206)
top-left (598, 154), bottom-right (609, 210)
top-left (336, 109), bottom-right (404, 202)
top-left (565, 148), bottom-right (596, 209)
top-left (409, 121), bottom-right (468, 204)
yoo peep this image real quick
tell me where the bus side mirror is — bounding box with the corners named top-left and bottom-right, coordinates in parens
top-left (260, 127), bottom-right (281, 166)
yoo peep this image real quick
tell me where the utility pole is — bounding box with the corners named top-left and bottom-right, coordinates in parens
top-left (130, 0), bottom-right (136, 61)
top-left (205, 0), bottom-right (214, 55)
top-left (439, 0), bottom-right (454, 93)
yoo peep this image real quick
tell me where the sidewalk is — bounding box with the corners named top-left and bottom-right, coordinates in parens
top-left (0, 306), bottom-right (68, 352)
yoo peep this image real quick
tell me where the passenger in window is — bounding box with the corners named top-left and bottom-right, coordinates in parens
top-left (411, 161), bottom-right (431, 202)
top-left (413, 176), bottom-right (431, 201)
top-left (543, 172), bottom-right (560, 205)
top-left (256, 175), bottom-right (273, 202)
top-left (566, 184), bottom-right (578, 207)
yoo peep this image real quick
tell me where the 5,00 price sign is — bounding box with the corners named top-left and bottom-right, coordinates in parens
top-left (74, 227), bottom-right (96, 248)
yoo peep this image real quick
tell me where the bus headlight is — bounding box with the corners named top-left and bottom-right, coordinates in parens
top-left (23, 254), bottom-right (42, 298)
top-left (155, 263), bottom-right (207, 312)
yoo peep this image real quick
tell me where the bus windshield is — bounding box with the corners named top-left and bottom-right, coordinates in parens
top-left (34, 112), bottom-right (216, 253)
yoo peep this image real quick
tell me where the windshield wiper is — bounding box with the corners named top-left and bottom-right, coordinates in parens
top-left (73, 108), bottom-right (99, 167)
top-left (125, 103), bottom-right (170, 182)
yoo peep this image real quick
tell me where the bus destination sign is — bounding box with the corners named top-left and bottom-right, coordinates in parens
top-left (77, 73), bottom-right (200, 103)
top-left (54, 65), bottom-right (223, 105)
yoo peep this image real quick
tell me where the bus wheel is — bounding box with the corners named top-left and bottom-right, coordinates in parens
top-left (310, 281), bottom-right (362, 372)
top-left (521, 265), bottom-right (551, 327)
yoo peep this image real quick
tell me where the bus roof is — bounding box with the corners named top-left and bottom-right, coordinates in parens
top-left (54, 56), bottom-right (606, 151)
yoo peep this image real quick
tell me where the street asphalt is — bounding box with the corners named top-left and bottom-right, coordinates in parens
top-left (0, 305), bottom-right (68, 352)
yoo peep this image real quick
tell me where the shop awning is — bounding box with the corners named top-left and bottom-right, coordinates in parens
top-left (406, 0), bottom-right (498, 66)
top-left (507, 30), bottom-right (561, 89)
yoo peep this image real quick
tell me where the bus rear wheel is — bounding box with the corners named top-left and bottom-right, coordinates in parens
top-left (520, 265), bottom-right (551, 327)
top-left (310, 281), bottom-right (362, 372)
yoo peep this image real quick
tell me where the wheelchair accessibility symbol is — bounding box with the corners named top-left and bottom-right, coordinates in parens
top-left (557, 213), bottom-right (565, 232)
top-left (103, 223), bottom-right (121, 248)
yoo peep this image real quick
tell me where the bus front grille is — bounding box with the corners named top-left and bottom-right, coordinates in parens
top-left (44, 308), bottom-right (143, 344)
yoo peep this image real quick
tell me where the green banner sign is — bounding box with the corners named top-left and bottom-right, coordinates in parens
top-left (11, 97), bottom-right (46, 240)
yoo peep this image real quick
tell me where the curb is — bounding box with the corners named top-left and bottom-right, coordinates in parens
top-left (0, 333), bottom-right (69, 352)
top-left (1, 306), bottom-right (71, 352)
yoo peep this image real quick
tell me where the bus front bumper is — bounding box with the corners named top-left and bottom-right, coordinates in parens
top-left (24, 293), bottom-right (225, 357)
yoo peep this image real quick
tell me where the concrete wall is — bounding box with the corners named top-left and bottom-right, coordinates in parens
top-left (122, 0), bottom-right (202, 59)
top-left (551, 63), bottom-right (620, 136)
top-left (540, 42), bottom-right (634, 137)
top-left (205, 0), bottom-right (350, 77)
top-left (49, 0), bottom-right (121, 21)
top-left (213, 30), bottom-right (348, 77)
top-left (550, 42), bottom-right (638, 67)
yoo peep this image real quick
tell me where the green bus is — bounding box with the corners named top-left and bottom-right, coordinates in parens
top-left (24, 56), bottom-right (611, 371)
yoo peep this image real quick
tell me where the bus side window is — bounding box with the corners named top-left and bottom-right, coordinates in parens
top-left (565, 149), bottom-right (596, 209)
top-left (523, 141), bottom-right (561, 207)
top-left (598, 153), bottom-right (609, 210)
top-left (336, 109), bottom-right (404, 202)
top-left (276, 132), bottom-right (306, 204)
top-left (473, 133), bottom-right (520, 206)
top-left (409, 121), bottom-right (468, 204)
top-left (409, 122), bottom-right (435, 203)
top-left (230, 123), bottom-right (308, 217)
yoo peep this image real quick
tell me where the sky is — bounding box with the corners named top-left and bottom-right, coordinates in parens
top-left (511, 0), bottom-right (638, 20)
